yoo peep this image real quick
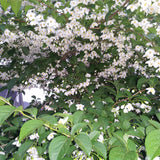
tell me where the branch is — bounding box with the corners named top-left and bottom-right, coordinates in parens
top-left (97, 0), bottom-right (132, 24)
top-left (112, 88), bottom-right (146, 108)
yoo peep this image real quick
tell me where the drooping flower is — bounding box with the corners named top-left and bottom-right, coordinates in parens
top-left (146, 87), bottom-right (155, 95)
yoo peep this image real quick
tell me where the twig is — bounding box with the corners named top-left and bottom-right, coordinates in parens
top-left (112, 88), bottom-right (146, 108)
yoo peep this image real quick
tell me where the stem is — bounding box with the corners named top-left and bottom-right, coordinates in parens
top-left (112, 88), bottom-right (146, 108)
top-left (0, 96), bottom-right (12, 106)
top-left (19, 111), bottom-right (34, 120)
top-left (19, 111), bottom-right (70, 137)
top-left (44, 124), bottom-right (70, 138)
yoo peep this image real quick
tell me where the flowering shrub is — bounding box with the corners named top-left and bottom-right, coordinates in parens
top-left (0, 0), bottom-right (160, 159)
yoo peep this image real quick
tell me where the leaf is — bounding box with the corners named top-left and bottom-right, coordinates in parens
top-left (0, 105), bottom-right (16, 125)
top-left (19, 120), bottom-right (44, 142)
top-left (156, 113), bottom-right (160, 122)
top-left (49, 136), bottom-right (71, 160)
top-left (0, 96), bottom-right (12, 106)
top-left (113, 132), bottom-right (126, 147)
top-left (145, 129), bottom-right (160, 160)
top-left (148, 120), bottom-right (160, 129)
top-left (89, 131), bottom-right (100, 141)
top-left (24, 108), bottom-right (38, 118)
top-left (71, 123), bottom-right (87, 135)
top-left (0, 155), bottom-right (5, 160)
top-left (39, 114), bottom-right (57, 125)
top-left (73, 111), bottom-right (84, 124)
top-left (146, 126), bottom-right (156, 135)
top-left (0, 0), bottom-right (10, 11)
top-left (137, 77), bottom-right (148, 89)
top-left (10, 0), bottom-right (22, 16)
top-left (75, 132), bottom-right (92, 156)
top-left (92, 141), bottom-right (107, 159)
top-left (14, 141), bottom-right (34, 160)
top-left (109, 147), bottom-right (138, 160)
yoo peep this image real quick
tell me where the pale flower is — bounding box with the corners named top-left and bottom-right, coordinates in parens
top-left (12, 137), bottom-right (21, 147)
top-left (146, 87), bottom-right (155, 95)
top-left (58, 117), bottom-right (68, 124)
top-left (76, 104), bottom-right (84, 111)
top-left (29, 133), bottom-right (39, 140)
top-left (47, 132), bottom-right (56, 141)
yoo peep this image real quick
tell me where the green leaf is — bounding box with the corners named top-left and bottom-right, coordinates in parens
top-left (49, 136), bottom-right (71, 160)
top-left (148, 120), bottom-right (160, 129)
top-left (0, 155), bottom-right (5, 160)
top-left (122, 120), bottom-right (130, 130)
top-left (10, 0), bottom-right (22, 16)
top-left (19, 120), bottom-right (44, 142)
top-left (39, 114), bottom-right (57, 125)
top-left (113, 132), bottom-right (126, 147)
top-left (75, 132), bottom-right (92, 156)
top-left (109, 147), bottom-right (138, 160)
top-left (89, 131), bottom-right (100, 141)
top-left (137, 77), bottom-right (148, 89)
top-left (0, 105), bottom-right (16, 125)
top-left (93, 141), bottom-right (107, 159)
top-left (14, 141), bottom-right (33, 160)
top-left (156, 113), bottom-right (160, 122)
top-left (145, 129), bottom-right (160, 160)
top-left (146, 126), bottom-right (156, 135)
top-left (73, 111), bottom-right (84, 124)
top-left (71, 123), bottom-right (87, 135)
top-left (0, 0), bottom-right (10, 11)
top-left (24, 108), bottom-right (38, 118)
top-left (0, 96), bottom-right (12, 106)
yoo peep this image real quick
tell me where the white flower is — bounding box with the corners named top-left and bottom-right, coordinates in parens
top-left (58, 117), bottom-right (68, 124)
top-left (26, 11), bottom-right (36, 21)
top-left (12, 137), bottom-right (21, 147)
top-left (76, 104), bottom-right (84, 111)
top-left (47, 132), bottom-right (56, 141)
top-left (146, 87), bottom-right (155, 95)
top-left (143, 49), bottom-right (155, 59)
top-left (98, 134), bottom-right (104, 143)
top-left (27, 147), bottom-right (39, 158)
top-left (29, 133), bottom-right (39, 140)
top-left (125, 103), bottom-right (134, 111)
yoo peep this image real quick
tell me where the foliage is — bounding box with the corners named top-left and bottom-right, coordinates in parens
top-left (0, 0), bottom-right (160, 159)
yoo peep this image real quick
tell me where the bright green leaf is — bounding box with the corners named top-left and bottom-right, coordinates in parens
top-left (49, 136), bottom-right (71, 160)
top-left (145, 129), bottom-right (160, 160)
top-left (10, 0), bottom-right (22, 16)
top-left (148, 120), bottom-right (160, 129)
top-left (24, 108), bottom-right (38, 118)
top-left (19, 120), bottom-right (44, 142)
top-left (93, 141), bottom-right (107, 159)
top-left (0, 0), bottom-right (10, 11)
top-left (75, 132), bottom-right (92, 156)
top-left (109, 147), bottom-right (138, 160)
top-left (0, 105), bottom-right (16, 125)
top-left (71, 123), bottom-right (87, 135)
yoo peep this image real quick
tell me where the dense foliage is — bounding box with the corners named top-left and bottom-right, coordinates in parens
top-left (0, 0), bottom-right (160, 159)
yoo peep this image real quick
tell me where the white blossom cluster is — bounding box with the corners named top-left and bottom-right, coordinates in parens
top-left (0, 0), bottom-right (159, 92)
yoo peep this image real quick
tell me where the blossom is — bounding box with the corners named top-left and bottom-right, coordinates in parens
top-left (76, 104), bottom-right (84, 111)
top-left (47, 132), bottom-right (57, 141)
top-left (146, 87), bottom-right (155, 95)
top-left (58, 117), bottom-right (68, 124)
top-left (12, 137), bottom-right (21, 147)
top-left (29, 133), bottom-right (39, 140)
